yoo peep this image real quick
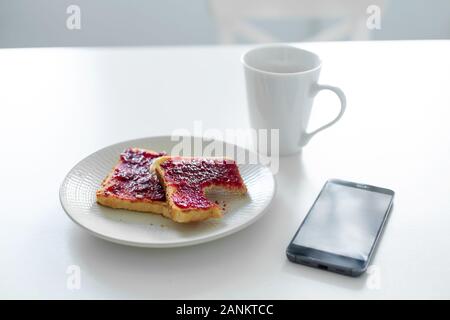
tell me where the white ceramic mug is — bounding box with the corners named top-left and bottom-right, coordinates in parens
top-left (242, 44), bottom-right (346, 155)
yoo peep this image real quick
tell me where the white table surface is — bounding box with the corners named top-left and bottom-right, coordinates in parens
top-left (1, 41), bottom-right (449, 299)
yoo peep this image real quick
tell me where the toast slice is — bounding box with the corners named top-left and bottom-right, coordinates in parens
top-left (96, 148), bottom-right (169, 217)
top-left (153, 156), bottom-right (247, 223)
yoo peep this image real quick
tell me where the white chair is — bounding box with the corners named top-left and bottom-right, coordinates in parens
top-left (208, 0), bottom-right (387, 43)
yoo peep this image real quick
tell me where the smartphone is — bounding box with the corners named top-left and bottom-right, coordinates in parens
top-left (286, 179), bottom-right (394, 277)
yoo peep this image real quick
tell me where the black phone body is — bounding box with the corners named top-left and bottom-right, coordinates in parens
top-left (286, 179), bottom-right (394, 277)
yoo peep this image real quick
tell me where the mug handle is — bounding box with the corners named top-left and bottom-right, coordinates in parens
top-left (300, 84), bottom-right (346, 146)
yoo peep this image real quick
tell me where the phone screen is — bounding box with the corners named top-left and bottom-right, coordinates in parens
top-left (292, 181), bottom-right (393, 261)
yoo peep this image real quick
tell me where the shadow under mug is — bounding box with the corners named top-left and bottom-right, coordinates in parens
top-left (242, 44), bottom-right (346, 156)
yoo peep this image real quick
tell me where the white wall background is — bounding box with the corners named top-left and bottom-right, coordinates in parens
top-left (0, 0), bottom-right (449, 48)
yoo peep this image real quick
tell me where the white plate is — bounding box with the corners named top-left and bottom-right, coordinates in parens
top-left (59, 136), bottom-right (276, 247)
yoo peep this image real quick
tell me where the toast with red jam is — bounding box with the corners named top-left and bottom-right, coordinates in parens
top-left (153, 156), bottom-right (247, 223)
top-left (96, 148), bottom-right (169, 217)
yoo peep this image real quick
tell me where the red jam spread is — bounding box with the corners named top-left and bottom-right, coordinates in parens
top-left (160, 158), bottom-right (244, 209)
top-left (104, 148), bottom-right (166, 202)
